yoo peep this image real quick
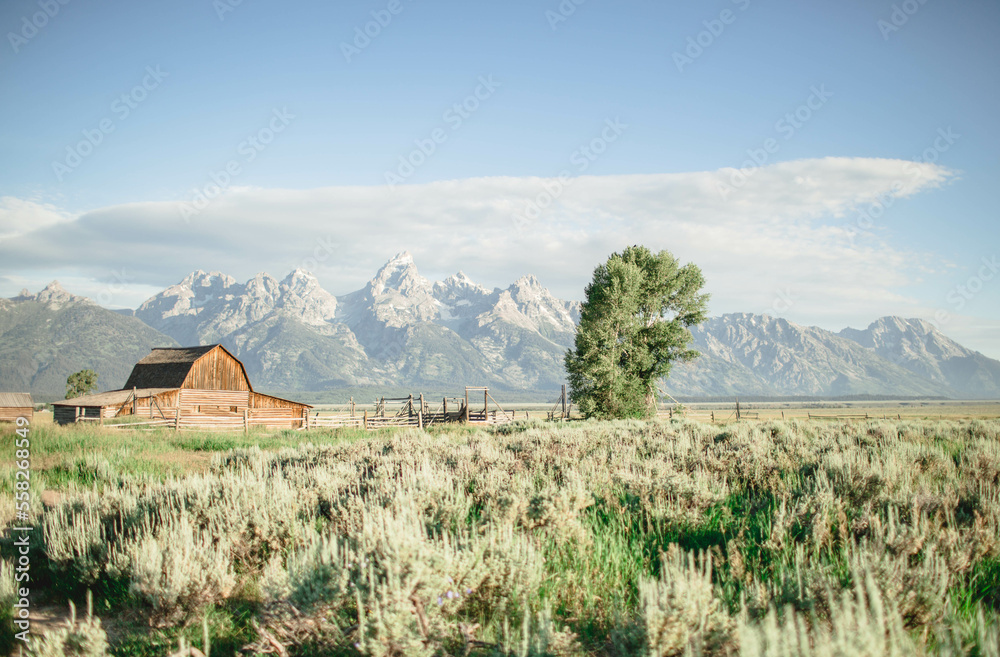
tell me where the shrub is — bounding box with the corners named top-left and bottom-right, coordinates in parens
top-left (25, 593), bottom-right (108, 657)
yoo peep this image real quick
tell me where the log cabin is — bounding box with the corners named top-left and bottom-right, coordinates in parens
top-left (52, 345), bottom-right (310, 426)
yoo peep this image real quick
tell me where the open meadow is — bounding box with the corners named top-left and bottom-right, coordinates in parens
top-left (2, 416), bottom-right (1000, 656)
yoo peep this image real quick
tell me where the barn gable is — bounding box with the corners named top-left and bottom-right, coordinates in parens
top-left (123, 345), bottom-right (252, 392)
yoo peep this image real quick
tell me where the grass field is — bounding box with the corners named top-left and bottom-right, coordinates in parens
top-left (2, 415), bottom-right (1000, 656)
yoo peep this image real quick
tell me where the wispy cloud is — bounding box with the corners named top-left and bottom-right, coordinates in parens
top-left (0, 157), bottom-right (955, 329)
top-left (0, 196), bottom-right (74, 242)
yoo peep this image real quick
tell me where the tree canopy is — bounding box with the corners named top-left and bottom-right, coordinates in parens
top-left (564, 246), bottom-right (709, 419)
top-left (66, 369), bottom-right (99, 399)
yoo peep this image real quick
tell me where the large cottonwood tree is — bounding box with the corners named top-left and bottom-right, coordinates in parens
top-left (565, 246), bottom-right (709, 419)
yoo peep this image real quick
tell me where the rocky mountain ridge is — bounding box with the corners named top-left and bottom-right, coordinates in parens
top-left (3, 255), bottom-right (999, 398)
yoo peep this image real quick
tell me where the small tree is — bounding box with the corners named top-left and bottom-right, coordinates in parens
top-left (66, 369), bottom-right (99, 399)
top-left (565, 246), bottom-right (709, 419)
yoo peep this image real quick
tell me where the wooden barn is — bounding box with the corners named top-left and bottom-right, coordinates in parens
top-left (0, 392), bottom-right (33, 423)
top-left (52, 345), bottom-right (310, 428)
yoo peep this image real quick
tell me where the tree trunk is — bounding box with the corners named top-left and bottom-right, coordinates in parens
top-left (644, 389), bottom-right (657, 418)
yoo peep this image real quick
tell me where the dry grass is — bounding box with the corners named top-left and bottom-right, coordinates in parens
top-left (2, 417), bottom-right (999, 656)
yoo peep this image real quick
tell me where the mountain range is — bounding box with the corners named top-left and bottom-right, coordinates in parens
top-left (2, 252), bottom-right (998, 400)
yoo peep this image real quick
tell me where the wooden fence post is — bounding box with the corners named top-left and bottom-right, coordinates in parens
top-left (419, 393), bottom-right (424, 415)
top-left (243, 408), bottom-right (249, 434)
top-left (133, 387), bottom-right (137, 416)
top-left (418, 410), bottom-right (423, 430)
top-left (350, 396), bottom-right (355, 418)
top-left (303, 408), bottom-right (309, 430)
top-left (175, 408), bottom-right (181, 431)
top-left (363, 410), bottom-right (368, 430)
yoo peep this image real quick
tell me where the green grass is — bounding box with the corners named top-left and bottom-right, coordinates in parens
top-left (0, 422), bottom-right (387, 500)
top-left (3, 418), bottom-right (1000, 656)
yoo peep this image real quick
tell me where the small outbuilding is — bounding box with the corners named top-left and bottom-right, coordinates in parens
top-left (0, 392), bottom-right (33, 423)
top-left (52, 345), bottom-right (310, 427)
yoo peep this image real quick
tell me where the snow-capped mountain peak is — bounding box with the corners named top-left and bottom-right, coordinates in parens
top-left (368, 250), bottom-right (432, 297)
top-left (10, 254), bottom-right (1000, 397)
top-left (440, 270), bottom-right (490, 294)
top-left (277, 269), bottom-right (338, 325)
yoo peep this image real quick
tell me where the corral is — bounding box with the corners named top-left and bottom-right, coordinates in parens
top-left (308, 386), bottom-right (518, 429)
top-left (51, 345), bottom-right (311, 429)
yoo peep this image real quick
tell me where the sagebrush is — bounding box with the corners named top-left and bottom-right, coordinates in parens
top-left (5, 418), bottom-right (1000, 655)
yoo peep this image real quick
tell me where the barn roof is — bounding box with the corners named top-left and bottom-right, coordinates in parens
top-left (254, 392), bottom-right (314, 408)
top-left (0, 392), bottom-right (33, 408)
top-left (52, 388), bottom-right (177, 407)
top-left (122, 345), bottom-right (252, 391)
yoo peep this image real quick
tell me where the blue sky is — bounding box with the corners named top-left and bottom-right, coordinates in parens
top-left (1, 0), bottom-right (998, 357)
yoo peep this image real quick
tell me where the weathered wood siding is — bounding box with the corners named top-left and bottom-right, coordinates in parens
top-left (109, 391), bottom-right (181, 418)
top-left (0, 407), bottom-right (32, 422)
top-left (250, 392), bottom-right (309, 411)
top-left (182, 346), bottom-right (251, 391)
top-left (179, 389), bottom-right (251, 412)
top-left (54, 406), bottom-right (105, 424)
top-left (53, 406), bottom-right (77, 424)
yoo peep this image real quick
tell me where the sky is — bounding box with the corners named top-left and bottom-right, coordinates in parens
top-left (1, 0), bottom-right (998, 357)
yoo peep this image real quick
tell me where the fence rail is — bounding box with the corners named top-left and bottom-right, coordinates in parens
top-left (807, 413), bottom-right (875, 420)
top-left (99, 409), bottom-right (307, 432)
top-left (83, 386), bottom-right (522, 433)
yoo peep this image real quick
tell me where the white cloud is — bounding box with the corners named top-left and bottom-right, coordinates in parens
top-left (0, 156), bottom-right (971, 346)
top-left (0, 196), bottom-right (73, 242)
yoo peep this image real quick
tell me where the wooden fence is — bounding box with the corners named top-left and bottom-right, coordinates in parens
top-left (806, 413), bottom-right (901, 421)
top-left (75, 387), bottom-right (520, 433)
top-left (92, 407), bottom-right (307, 432)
